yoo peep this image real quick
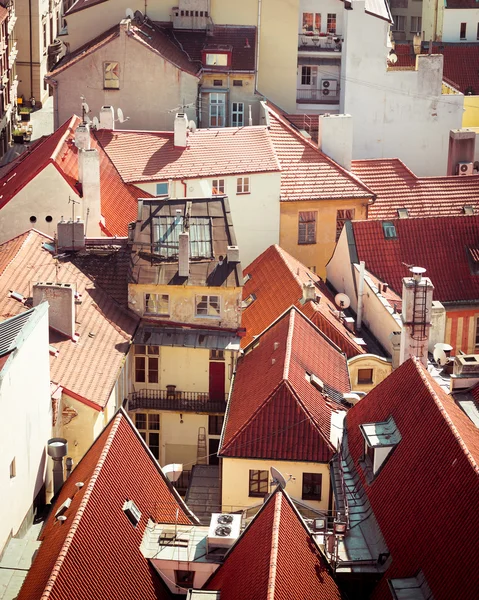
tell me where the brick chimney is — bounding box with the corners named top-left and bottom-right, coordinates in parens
top-left (174, 113), bottom-right (188, 148)
top-left (33, 283), bottom-right (76, 338)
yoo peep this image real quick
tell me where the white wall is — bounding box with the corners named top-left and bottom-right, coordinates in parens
top-left (0, 304), bottom-right (52, 553)
top-left (341, 0), bottom-right (464, 176)
top-left (442, 9), bottom-right (479, 42)
top-left (298, 0), bottom-right (344, 35)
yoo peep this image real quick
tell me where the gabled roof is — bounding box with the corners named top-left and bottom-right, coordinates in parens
top-left (18, 409), bottom-right (196, 600)
top-left (221, 307), bottom-right (350, 462)
top-left (94, 125), bottom-right (280, 183)
top-left (350, 215), bottom-right (479, 302)
top-left (205, 488), bottom-right (342, 600)
top-left (346, 358), bottom-right (479, 600)
top-left (241, 244), bottom-right (366, 357)
top-left (0, 305), bottom-right (45, 360)
top-left (352, 157), bottom-right (479, 220)
top-left (264, 105), bottom-right (374, 201)
top-left (0, 230), bottom-right (137, 408)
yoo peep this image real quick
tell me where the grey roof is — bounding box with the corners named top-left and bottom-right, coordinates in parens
top-left (0, 308), bottom-right (37, 357)
top-left (134, 326), bottom-right (241, 351)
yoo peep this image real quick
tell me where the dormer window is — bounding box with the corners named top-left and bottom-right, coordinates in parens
top-left (382, 221), bottom-right (397, 239)
top-left (241, 293), bottom-right (256, 309)
top-left (360, 416), bottom-right (401, 481)
top-left (202, 46), bottom-right (232, 68)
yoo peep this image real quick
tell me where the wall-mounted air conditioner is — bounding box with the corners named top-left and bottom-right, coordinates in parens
top-left (457, 162), bottom-right (473, 176)
top-left (321, 79), bottom-right (338, 95)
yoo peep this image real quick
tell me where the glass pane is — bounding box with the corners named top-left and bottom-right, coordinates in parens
top-left (148, 432), bottom-right (160, 459)
top-left (148, 357), bottom-right (159, 383)
top-left (149, 414), bottom-right (160, 430)
top-left (136, 413), bottom-right (147, 430)
top-left (208, 296), bottom-right (220, 316)
top-left (196, 296), bottom-right (208, 315)
top-left (135, 357), bottom-right (146, 383)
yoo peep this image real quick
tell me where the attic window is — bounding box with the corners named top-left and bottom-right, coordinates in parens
top-left (152, 216), bottom-right (212, 259)
top-left (397, 208), bottom-right (408, 219)
top-left (360, 416), bottom-right (401, 481)
top-left (243, 273), bottom-right (251, 283)
top-left (306, 372), bottom-right (324, 392)
top-left (382, 221), bottom-right (397, 239)
top-left (388, 570), bottom-right (433, 600)
top-left (204, 52), bottom-right (230, 67)
top-left (241, 293), bottom-right (256, 309)
top-left (123, 499), bottom-right (141, 527)
top-left (463, 205), bottom-right (475, 215)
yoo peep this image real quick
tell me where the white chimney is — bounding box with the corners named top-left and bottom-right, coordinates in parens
top-left (98, 105), bottom-right (115, 130)
top-left (57, 218), bottom-right (86, 251)
top-left (319, 114), bottom-right (353, 171)
top-left (33, 283), bottom-right (76, 338)
top-left (302, 281), bottom-right (316, 302)
top-left (174, 113), bottom-right (188, 148)
top-left (78, 149), bottom-right (102, 236)
top-left (178, 231), bottom-right (189, 277)
top-left (75, 122), bottom-right (90, 150)
top-left (399, 267), bottom-right (434, 367)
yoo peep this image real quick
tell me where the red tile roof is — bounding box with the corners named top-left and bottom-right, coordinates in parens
top-left (346, 358), bottom-right (479, 600)
top-left (265, 105), bottom-right (374, 202)
top-left (284, 113), bottom-right (319, 142)
top-left (241, 244), bottom-right (366, 357)
top-left (350, 215), bottom-right (479, 302)
top-left (221, 307), bottom-right (350, 462)
top-left (0, 230), bottom-right (137, 408)
top-left (95, 125), bottom-right (280, 182)
top-left (206, 489), bottom-right (342, 600)
top-left (352, 158), bottom-right (479, 220)
top-left (0, 230), bottom-right (30, 277)
top-left (18, 409), bottom-right (195, 600)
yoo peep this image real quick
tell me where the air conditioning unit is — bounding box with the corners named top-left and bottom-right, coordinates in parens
top-left (457, 162), bottom-right (473, 176)
top-left (321, 79), bottom-right (338, 96)
top-left (207, 513), bottom-right (241, 551)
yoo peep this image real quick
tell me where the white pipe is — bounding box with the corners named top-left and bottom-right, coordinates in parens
top-left (248, 105), bottom-right (252, 126)
top-left (256, 0), bottom-right (262, 90)
top-left (357, 261), bottom-right (365, 331)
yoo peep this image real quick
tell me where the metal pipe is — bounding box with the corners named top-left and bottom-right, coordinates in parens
top-left (356, 261), bottom-right (365, 331)
top-left (28, 0), bottom-right (33, 99)
top-left (255, 0), bottom-right (262, 91)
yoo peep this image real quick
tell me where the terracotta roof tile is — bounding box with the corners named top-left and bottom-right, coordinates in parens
top-left (206, 489), bottom-right (342, 600)
top-left (0, 230), bottom-right (30, 276)
top-left (351, 215), bottom-right (479, 302)
top-left (221, 307), bottom-right (350, 462)
top-left (0, 230), bottom-right (137, 407)
top-left (241, 245), bottom-right (366, 357)
top-left (95, 126), bottom-right (280, 183)
top-left (351, 158), bottom-right (479, 220)
top-left (18, 410), bottom-right (194, 600)
top-left (346, 358), bottom-right (479, 600)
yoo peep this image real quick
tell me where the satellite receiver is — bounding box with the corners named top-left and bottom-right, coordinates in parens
top-left (433, 343), bottom-right (453, 366)
top-left (270, 466), bottom-right (287, 489)
top-left (125, 7), bottom-right (134, 19)
top-left (117, 108), bottom-right (124, 122)
top-left (92, 116), bottom-right (99, 129)
top-left (134, 9), bottom-right (145, 24)
top-left (335, 292), bottom-right (351, 310)
top-left (188, 120), bottom-right (197, 133)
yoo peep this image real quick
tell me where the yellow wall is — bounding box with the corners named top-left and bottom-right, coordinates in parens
top-left (280, 199), bottom-right (368, 279)
top-left (221, 457), bottom-right (331, 513)
top-left (463, 97), bottom-right (479, 127)
top-left (128, 283), bottom-right (242, 329)
top-left (348, 354), bottom-right (392, 394)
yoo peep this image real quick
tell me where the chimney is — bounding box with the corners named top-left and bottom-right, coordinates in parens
top-left (319, 114), bottom-right (353, 171)
top-left (78, 148), bottom-right (102, 235)
top-left (399, 267), bottom-right (434, 367)
top-left (178, 231), bottom-right (189, 277)
top-left (75, 122), bottom-right (90, 150)
top-left (174, 113), bottom-right (188, 148)
top-left (47, 438), bottom-right (68, 497)
top-left (57, 218), bottom-right (86, 251)
top-left (33, 282), bottom-right (76, 338)
top-left (447, 129), bottom-right (475, 176)
top-left (98, 105), bottom-right (115, 130)
top-left (302, 281), bottom-right (316, 302)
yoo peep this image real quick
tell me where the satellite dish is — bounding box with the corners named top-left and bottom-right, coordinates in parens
top-left (335, 292), bottom-right (351, 310)
top-left (188, 120), bottom-right (197, 133)
top-left (134, 9), bottom-right (144, 24)
top-left (117, 107), bottom-right (124, 123)
top-left (163, 463), bottom-right (183, 482)
top-left (270, 466), bottom-right (287, 489)
top-left (433, 343), bottom-right (453, 366)
top-left (81, 101), bottom-right (90, 115)
top-left (92, 116), bottom-right (99, 129)
top-left (125, 7), bottom-right (134, 19)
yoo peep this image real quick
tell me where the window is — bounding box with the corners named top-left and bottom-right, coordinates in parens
top-left (464, 205), bottom-right (475, 216)
top-left (301, 65), bottom-right (317, 86)
top-left (477, 23), bottom-right (479, 40)
top-left (156, 182), bottom-right (169, 196)
top-left (393, 15), bottom-right (406, 31)
top-left (135, 412), bottom-right (160, 459)
top-left (241, 293), bottom-right (256, 309)
top-left (302, 473), bottom-right (322, 500)
top-left (410, 16), bottom-right (422, 33)
top-left (233, 79), bottom-right (243, 86)
top-left (475, 318), bottom-right (479, 346)
top-left (212, 179), bottom-right (225, 194)
top-left (360, 416), bottom-right (401, 480)
top-left (397, 208), bottom-right (409, 219)
top-left (209, 93), bottom-right (226, 127)
top-left (357, 368), bottom-right (373, 385)
top-left (152, 216), bottom-right (213, 259)
top-left (231, 102), bottom-right (244, 127)
top-left (134, 345), bottom-right (159, 383)
top-left (327, 14), bottom-right (337, 34)
top-left (302, 12), bottom-right (321, 33)
top-left (175, 570), bottom-right (195, 589)
top-left (195, 295), bottom-right (221, 318)
top-left (205, 53), bottom-right (229, 66)
top-left (382, 221), bottom-right (397, 239)
top-left (144, 293), bottom-right (169, 315)
top-left (237, 177), bottom-right (250, 194)
top-left (298, 211), bottom-right (317, 244)
top-left (208, 415), bottom-right (224, 435)
top-left (460, 22), bottom-right (467, 39)
top-left (10, 458), bottom-right (16, 478)
top-left (210, 349), bottom-right (225, 360)
top-left (249, 469), bottom-right (269, 497)
top-left (43, 21), bottom-right (47, 54)
top-left (104, 61), bottom-right (120, 89)
top-left (336, 209), bottom-right (355, 242)
top-left (213, 79), bottom-right (223, 86)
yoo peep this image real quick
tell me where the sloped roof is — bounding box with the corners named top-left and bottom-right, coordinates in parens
top-left (265, 105), bottom-right (374, 201)
top-left (241, 244), bottom-right (366, 357)
top-left (221, 307), bottom-right (350, 462)
top-left (205, 488), bottom-right (342, 600)
top-left (0, 230), bottom-right (137, 407)
top-left (94, 125), bottom-right (280, 183)
top-left (0, 307), bottom-right (39, 357)
top-left (351, 158), bottom-right (479, 220)
top-left (346, 358), bottom-right (479, 600)
top-left (18, 410), bottom-right (195, 600)
top-left (350, 215), bottom-right (479, 302)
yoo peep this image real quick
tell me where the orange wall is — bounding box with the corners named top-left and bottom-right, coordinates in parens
top-left (445, 308), bottom-right (479, 354)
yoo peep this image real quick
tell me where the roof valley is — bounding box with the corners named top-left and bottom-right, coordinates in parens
top-left (266, 491), bottom-right (281, 600)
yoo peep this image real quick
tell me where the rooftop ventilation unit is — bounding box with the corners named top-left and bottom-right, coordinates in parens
top-left (227, 246), bottom-right (240, 263)
top-left (453, 354), bottom-right (479, 376)
top-left (207, 513), bottom-right (241, 551)
top-left (457, 162), bottom-right (473, 176)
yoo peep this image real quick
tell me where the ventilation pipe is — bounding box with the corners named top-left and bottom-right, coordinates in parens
top-left (47, 438), bottom-right (68, 497)
top-left (356, 261), bottom-right (365, 330)
top-left (178, 232), bottom-right (190, 277)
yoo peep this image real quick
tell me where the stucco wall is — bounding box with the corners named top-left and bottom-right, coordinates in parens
top-left (463, 97), bottom-right (479, 127)
top-left (0, 304), bottom-right (51, 553)
top-left (442, 9), bottom-right (479, 42)
top-left (445, 307), bottom-right (479, 354)
top-left (348, 354), bottom-right (392, 393)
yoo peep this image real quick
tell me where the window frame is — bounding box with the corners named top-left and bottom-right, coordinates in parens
top-left (357, 368), bottom-right (374, 385)
top-left (209, 92), bottom-right (226, 127)
top-left (302, 12), bottom-right (321, 34)
top-left (231, 102), bottom-right (244, 127)
top-left (393, 15), bottom-right (406, 32)
top-left (144, 293), bottom-right (170, 316)
top-left (460, 22), bottom-right (467, 40)
top-left (208, 415), bottom-right (224, 435)
top-left (212, 178), bottom-right (225, 194)
top-left (475, 317), bottom-right (479, 346)
top-left (382, 221), bottom-right (397, 239)
top-left (156, 182), bottom-right (169, 196)
top-left (134, 345), bottom-right (160, 384)
top-left (410, 16), bottom-right (422, 33)
top-left (104, 61), bottom-right (120, 90)
top-left (336, 209), bottom-right (355, 242)
top-left (135, 412), bottom-right (161, 459)
top-left (195, 295), bottom-right (221, 318)
top-left (327, 13), bottom-right (337, 34)
top-left (298, 211), bottom-right (317, 245)
top-left (249, 469), bottom-right (269, 497)
top-left (302, 472), bottom-right (322, 501)
top-left (236, 177), bottom-right (250, 194)
top-left (174, 570), bottom-right (195, 589)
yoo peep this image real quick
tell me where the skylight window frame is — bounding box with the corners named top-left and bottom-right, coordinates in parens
top-left (382, 221), bottom-right (397, 240)
top-left (360, 415), bottom-right (401, 482)
top-left (152, 216), bottom-right (213, 260)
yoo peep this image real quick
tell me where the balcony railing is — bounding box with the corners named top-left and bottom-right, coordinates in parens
top-left (298, 33), bottom-right (342, 51)
top-left (297, 87), bottom-right (340, 104)
top-left (128, 389), bottom-right (227, 413)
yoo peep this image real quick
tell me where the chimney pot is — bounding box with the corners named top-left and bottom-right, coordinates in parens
top-left (74, 122), bottom-right (90, 150)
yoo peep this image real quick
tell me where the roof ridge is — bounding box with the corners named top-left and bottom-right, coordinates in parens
top-left (282, 309), bottom-right (295, 380)
top-left (275, 245), bottom-right (303, 289)
top-left (266, 491), bottom-right (282, 600)
top-left (40, 413), bottom-right (122, 599)
top-left (0, 230), bottom-right (34, 277)
top-left (414, 357), bottom-right (479, 475)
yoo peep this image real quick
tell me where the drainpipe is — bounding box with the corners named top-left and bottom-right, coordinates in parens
top-left (29, 0), bottom-right (33, 99)
top-left (255, 0), bottom-right (262, 92)
top-left (356, 260), bottom-right (365, 331)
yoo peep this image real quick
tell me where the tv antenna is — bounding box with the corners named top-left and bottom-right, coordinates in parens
top-left (168, 100), bottom-right (195, 114)
top-left (335, 292), bottom-right (351, 310)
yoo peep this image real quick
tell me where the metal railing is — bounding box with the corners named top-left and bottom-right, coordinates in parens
top-left (298, 33), bottom-right (342, 50)
top-left (335, 440), bottom-right (350, 529)
top-left (297, 88), bottom-right (340, 104)
top-left (128, 389), bottom-right (227, 413)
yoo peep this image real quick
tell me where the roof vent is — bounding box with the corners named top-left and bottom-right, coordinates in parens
top-left (123, 499), bottom-right (141, 527)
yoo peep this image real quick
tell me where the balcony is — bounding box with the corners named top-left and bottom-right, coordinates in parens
top-left (128, 389), bottom-right (227, 413)
top-left (297, 87), bottom-right (340, 105)
top-left (298, 33), bottom-right (342, 52)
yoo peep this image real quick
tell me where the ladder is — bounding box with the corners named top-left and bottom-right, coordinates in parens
top-left (197, 427), bottom-right (207, 464)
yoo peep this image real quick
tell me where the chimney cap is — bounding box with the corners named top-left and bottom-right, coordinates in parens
top-left (47, 437), bottom-right (68, 459)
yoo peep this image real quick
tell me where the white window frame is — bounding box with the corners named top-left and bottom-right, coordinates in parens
top-left (156, 182), bottom-right (169, 196)
top-left (231, 102), bottom-right (244, 127)
top-left (195, 295), bottom-right (221, 318)
top-left (205, 53), bottom-right (228, 66)
top-left (144, 293), bottom-right (169, 316)
top-left (301, 66), bottom-right (318, 87)
top-left (209, 93), bottom-right (226, 127)
top-left (327, 13), bottom-right (336, 34)
top-left (237, 177), bottom-right (250, 194)
top-left (212, 179), bottom-right (225, 194)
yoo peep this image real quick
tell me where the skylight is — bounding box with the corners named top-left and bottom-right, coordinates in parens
top-left (123, 499), bottom-right (141, 527)
top-left (360, 416), bottom-right (401, 479)
top-left (241, 293), bottom-right (256, 309)
top-left (397, 208), bottom-right (408, 219)
top-left (152, 216), bottom-right (212, 259)
top-left (382, 221), bottom-right (397, 239)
